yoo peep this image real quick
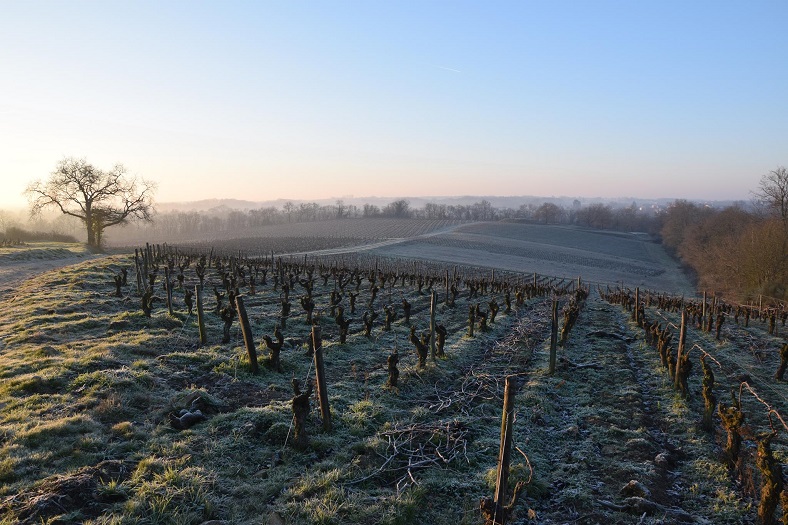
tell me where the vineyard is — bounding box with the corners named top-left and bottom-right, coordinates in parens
top-left (111, 218), bottom-right (465, 249)
top-left (0, 231), bottom-right (785, 524)
top-left (369, 222), bottom-right (693, 294)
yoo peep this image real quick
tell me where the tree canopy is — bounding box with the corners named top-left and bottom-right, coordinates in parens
top-left (26, 157), bottom-right (155, 248)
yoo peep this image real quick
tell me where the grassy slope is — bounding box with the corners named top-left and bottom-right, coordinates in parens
top-left (0, 252), bottom-right (540, 524)
top-left (0, 242), bottom-right (92, 263)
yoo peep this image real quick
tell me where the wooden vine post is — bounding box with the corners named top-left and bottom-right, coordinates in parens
top-left (312, 326), bottom-right (332, 432)
top-left (195, 285), bottom-right (207, 346)
top-left (142, 244), bottom-right (150, 290)
top-left (468, 304), bottom-right (475, 337)
top-left (445, 269), bottom-right (450, 305)
top-left (235, 295), bottom-right (259, 374)
top-left (429, 291), bottom-right (437, 362)
top-left (548, 297), bottom-right (558, 375)
top-left (493, 375), bottom-right (517, 525)
top-left (134, 249), bottom-right (143, 295)
top-left (701, 291), bottom-right (707, 325)
top-left (674, 308), bottom-right (687, 389)
top-left (634, 287), bottom-right (640, 325)
top-left (164, 267), bottom-right (174, 316)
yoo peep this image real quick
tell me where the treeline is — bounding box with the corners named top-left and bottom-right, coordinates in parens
top-left (528, 201), bottom-right (661, 234)
top-left (110, 198), bottom-right (663, 244)
top-left (660, 200), bottom-right (787, 301)
top-left (660, 168), bottom-right (788, 302)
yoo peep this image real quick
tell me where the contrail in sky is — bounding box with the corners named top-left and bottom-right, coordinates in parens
top-left (436, 65), bottom-right (461, 73)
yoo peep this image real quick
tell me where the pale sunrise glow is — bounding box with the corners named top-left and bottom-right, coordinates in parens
top-left (2, 1), bottom-right (787, 209)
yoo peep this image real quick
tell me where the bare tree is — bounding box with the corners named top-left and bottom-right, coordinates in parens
top-left (26, 157), bottom-right (155, 248)
top-left (660, 199), bottom-right (711, 252)
top-left (755, 166), bottom-right (788, 222)
top-left (362, 203), bottom-right (381, 217)
top-left (382, 199), bottom-right (411, 218)
top-left (576, 203), bottom-right (613, 229)
top-left (532, 202), bottom-right (564, 224)
top-left (282, 201), bottom-right (295, 222)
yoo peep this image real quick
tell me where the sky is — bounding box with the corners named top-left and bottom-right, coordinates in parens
top-left (2, 1), bottom-right (787, 210)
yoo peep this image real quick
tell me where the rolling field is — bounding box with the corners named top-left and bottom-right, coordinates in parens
top-left (368, 222), bottom-right (695, 294)
top-left (0, 224), bottom-right (785, 524)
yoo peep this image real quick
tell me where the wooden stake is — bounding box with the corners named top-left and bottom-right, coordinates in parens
top-left (312, 326), bottom-right (332, 432)
top-left (468, 304), bottom-right (475, 338)
top-left (143, 243), bottom-right (150, 289)
top-left (675, 308), bottom-right (687, 388)
top-left (549, 297), bottom-right (558, 375)
top-left (702, 290), bottom-right (707, 326)
top-left (134, 249), bottom-right (142, 295)
top-left (196, 285), bottom-right (207, 346)
top-left (493, 375), bottom-right (517, 524)
top-left (164, 267), bottom-right (174, 316)
top-left (429, 291), bottom-right (437, 361)
top-left (445, 269), bottom-right (450, 305)
top-left (235, 295), bottom-right (259, 375)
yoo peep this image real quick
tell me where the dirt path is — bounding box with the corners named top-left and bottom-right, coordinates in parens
top-left (279, 222), bottom-right (482, 257)
top-left (0, 254), bottom-right (106, 301)
top-left (516, 293), bottom-right (738, 523)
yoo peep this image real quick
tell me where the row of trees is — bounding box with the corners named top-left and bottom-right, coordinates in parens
top-left (108, 199), bottom-right (663, 244)
top-left (282, 198), bottom-right (501, 221)
top-left (660, 167), bottom-right (788, 301)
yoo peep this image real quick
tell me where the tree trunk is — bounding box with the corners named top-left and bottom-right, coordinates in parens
top-left (85, 208), bottom-right (96, 247)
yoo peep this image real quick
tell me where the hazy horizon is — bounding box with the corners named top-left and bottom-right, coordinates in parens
top-left (2, 1), bottom-right (786, 209)
top-left (0, 192), bottom-right (750, 216)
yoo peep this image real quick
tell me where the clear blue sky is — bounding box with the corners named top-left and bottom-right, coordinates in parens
top-left (2, 1), bottom-right (786, 209)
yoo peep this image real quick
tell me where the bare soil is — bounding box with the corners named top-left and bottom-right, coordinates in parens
top-left (0, 245), bottom-right (103, 300)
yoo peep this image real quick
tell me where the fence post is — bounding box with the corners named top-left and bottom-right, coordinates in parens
top-left (493, 375), bottom-right (517, 525)
top-left (312, 326), bottom-right (332, 432)
top-left (235, 295), bottom-right (259, 375)
top-left (548, 298), bottom-right (558, 375)
top-left (195, 285), bottom-right (207, 346)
